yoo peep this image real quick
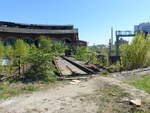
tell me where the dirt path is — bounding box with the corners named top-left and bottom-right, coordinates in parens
top-left (0, 75), bottom-right (150, 113)
top-left (0, 77), bottom-right (99, 113)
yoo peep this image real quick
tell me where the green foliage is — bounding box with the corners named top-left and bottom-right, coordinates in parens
top-left (89, 45), bottom-right (109, 65)
top-left (51, 40), bottom-right (67, 55)
top-left (29, 44), bottom-right (38, 55)
top-left (39, 37), bottom-right (53, 52)
top-left (23, 37), bottom-right (67, 82)
top-left (0, 42), bottom-right (5, 74)
top-left (89, 52), bottom-right (100, 64)
top-left (120, 33), bottom-right (150, 70)
top-left (0, 41), bottom-right (5, 59)
top-left (110, 45), bottom-right (117, 56)
top-left (14, 39), bottom-right (30, 65)
top-left (101, 70), bottom-right (109, 76)
top-left (0, 83), bottom-right (40, 99)
top-left (13, 39), bottom-right (30, 75)
top-left (0, 84), bottom-right (21, 99)
top-left (0, 44), bottom-right (16, 76)
top-left (108, 61), bottom-right (123, 72)
top-left (129, 75), bottom-right (150, 93)
top-left (0, 36), bottom-right (67, 82)
top-left (4, 45), bottom-right (14, 59)
top-left (24, 50), bottom-right (57, 82)
top-left (72, 46), bottom-right (90, 61)
top-left (0, 37), bottom-right (67, 82)
top-left (24, 38), bottom-right (62, 82)
top-left (15, 39), bottom-right (30, 57)
top-left (72, 46), bottom-right (100, 64)
top-left (102, 52), bottom-right (109, 66)
top-left (73, 46), bottom-right (108, 65)
top-left (22, 85), bottom-right (38, 91)
top-left (38, 36), bottom-right (67, 56)
top-left (144, 50), bottom-right (150, 66)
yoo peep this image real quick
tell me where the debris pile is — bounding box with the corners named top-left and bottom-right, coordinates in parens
top-left (54, 56), bottom-right (99, 77)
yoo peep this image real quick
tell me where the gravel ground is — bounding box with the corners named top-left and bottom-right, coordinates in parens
top-left (0, 75), bottom-right (150, 113)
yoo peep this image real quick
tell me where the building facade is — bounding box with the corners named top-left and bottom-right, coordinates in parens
top-left (0, 21), bottom-right (86, 46)
top-left (134, 23), bottom-right (150, 33)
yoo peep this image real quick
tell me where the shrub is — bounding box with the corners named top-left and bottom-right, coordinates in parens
top-left (4, 45), bottom-right (14, 59)
top-left (0, 41), bottom-right (5, 58)
top-left (15, 39), bottom-right (30, 57)
top-left (72, 46), bottom-right (90, 61)
top-left (38, 36), bottom-right (67, 56)
top-left (89, 52), bottom-right (100, 64)
top-left (101, 70), bottom-right (109, 76)
top-left (108, 61), bottom-right (123, 72)
top-left (120, 33), bottom-right (150, 70)
top-left (24, 50), bottom-right (57, 82)
top-left (72, 46), bottom-right (101, 65)
top-left (24, 38), bottom-right (59, 82)
top-left (0, 37), bottom-right (67, 82)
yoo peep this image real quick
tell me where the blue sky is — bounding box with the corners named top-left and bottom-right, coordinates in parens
top-left (0, 0), bottom-right (149, 45)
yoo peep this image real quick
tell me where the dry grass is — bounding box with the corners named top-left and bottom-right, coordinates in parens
top-left (0, 81), bottom-right (57, 99)
top-left (74, 82), bottom-right (150, 113)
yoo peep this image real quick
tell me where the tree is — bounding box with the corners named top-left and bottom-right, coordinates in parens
top-left (38, 36), bottom-right (67, 56)
top-left (24, 37), bottom-right (65, 82)
top-left (14, 39), bottom-right (30, 75)
top-left (0, 37), bottom-right (67, 82)
top-left (72, 46), bottom-right (90, 61)
top-left (38, 36), bottom-right (53, 52)
top-left (15, 39), bottom-right (30, 57)
top-left (4, 45), bottom-right (14, 59)
top-left (24, 48), bottom-right (57, 82)
top-left (51, 40), bottom-right (67, 56)
top-left (29, 37), bottom-right (66, 81)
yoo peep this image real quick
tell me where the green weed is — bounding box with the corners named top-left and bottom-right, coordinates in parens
top-left (129, 75), bottom-right (150, 93)
top-left (22, 85), bottom-right (38, 91)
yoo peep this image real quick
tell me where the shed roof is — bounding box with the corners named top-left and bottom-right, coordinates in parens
top-left (0, 21), bottom-right (73, 27)
top-left (0, 26), bottom-right (78, 34)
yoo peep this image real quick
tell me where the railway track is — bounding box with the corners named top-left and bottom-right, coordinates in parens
top-left (54, 56), bottom-right (150, 78)
top-left (54, 56), bottom-right (99, 77)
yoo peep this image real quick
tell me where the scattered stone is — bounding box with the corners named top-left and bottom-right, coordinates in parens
top-left (72, 80), bottom-right (81, 83)
top-left (44, 108), bottom-right (48, 111)
top-left (70, 82), bottom-right (77, 85)
top-left (110, 93), bottom-right (117, 96)
top-left (43, 98), bottom-right (48, 101)
top-left (70, 80), bottom-right (81, 85)
top-left (112, 74), bottom-right (118, 77)
top-left (121, 97), bottom-right (129, 102)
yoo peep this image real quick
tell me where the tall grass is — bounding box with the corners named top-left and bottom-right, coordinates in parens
top-left (120, 32), bottom-right (150, 70)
